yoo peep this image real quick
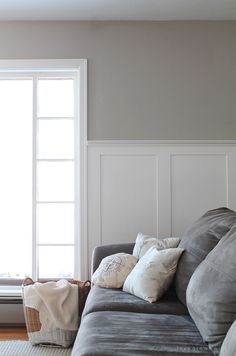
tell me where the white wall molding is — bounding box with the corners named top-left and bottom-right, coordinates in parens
top-left (86, 141), bottom-right (236, 277)
top-left (87, 140), bottom-right (236, 146)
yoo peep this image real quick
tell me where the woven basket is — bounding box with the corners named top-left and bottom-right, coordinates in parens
top-left (69, 279), bottom-right (91, 317)
top-left (22, 278), bottom-right (91, 347)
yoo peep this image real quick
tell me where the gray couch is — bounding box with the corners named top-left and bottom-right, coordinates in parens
top-left (72, 208), bottom-right (236, 356)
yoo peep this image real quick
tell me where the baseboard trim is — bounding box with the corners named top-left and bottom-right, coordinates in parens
top-left (0, 299), bottom-right (22, 304)
top-left (0, 323), bottom-right (26, 327)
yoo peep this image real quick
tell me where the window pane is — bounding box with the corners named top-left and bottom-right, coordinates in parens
top-left (0, 241), bottom-right (31, 279)
top-left (37, 204), bottom-right (74, 244)
top-left (38, 246), bottom-right (74, 279)
top-left (0, 79), bottom-right (32, 279)
top-left (38, 119), bottom-right (74, 159)
top-left (38, 79), bottom-right (74, 117)
top-left (37, 161), bottom-right (74, 201)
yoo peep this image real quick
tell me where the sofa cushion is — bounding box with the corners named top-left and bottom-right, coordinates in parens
top-left (91, 253), bottom-right (137, 288)
top-left (186, 224), bottom-right (236, 355)
top-left (123, 246), bottom-right (184, 303)
top-left (72, 311), bottom-right (212, 355)
top-left (133, 232), bottom-right (180, 259)
top-left (220, 319), bottom-right (236, 356)
top-left (175, 207), bottom-right (236, 305)
top-left (82, 285), bottom-right (188, 318)
top-left (91, 243), bottom-right (135, 274)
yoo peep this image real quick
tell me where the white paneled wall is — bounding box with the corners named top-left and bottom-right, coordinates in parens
top-left (171, 154), bottom-right (227, 235)
top-left (86, 142), bottom-right (236, 276)
top-left (100, 154), bottom-right (158, 244)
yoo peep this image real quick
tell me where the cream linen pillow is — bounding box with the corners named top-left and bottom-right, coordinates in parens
top-left (124, 246), bottom-right (184, 303)
top-left (133, 233), bottom-right (181, 259)
top-left (92, 253), bottom-right (137, 288)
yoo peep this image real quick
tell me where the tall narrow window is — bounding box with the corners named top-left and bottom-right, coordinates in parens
top-left (0, 61), bottom-right (86, 287)
top-left (36, 76), bottom-right (76, 280)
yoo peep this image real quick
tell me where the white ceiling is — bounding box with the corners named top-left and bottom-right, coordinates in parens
top-left (0, 0), bottom-right (236, 21)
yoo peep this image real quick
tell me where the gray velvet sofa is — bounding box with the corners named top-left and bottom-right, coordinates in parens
top-left (72, 208), bottom-right (236, 356)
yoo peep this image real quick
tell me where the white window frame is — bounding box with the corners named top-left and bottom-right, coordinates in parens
top-left (0, 59), bottom-right (88, 291)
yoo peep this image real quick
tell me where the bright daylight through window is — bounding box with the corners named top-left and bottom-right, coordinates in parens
top-left (0, 65), bottom-right (82, 285)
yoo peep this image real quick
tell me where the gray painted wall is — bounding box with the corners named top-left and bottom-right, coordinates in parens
top-left (0, 21), bottom-right (235, 140)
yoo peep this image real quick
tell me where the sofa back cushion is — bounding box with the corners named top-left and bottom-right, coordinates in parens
top-left (219, 319), bottom-right (236, 356)
top-left (175, 207), bottom-right (236, 305)
top-left (186, 225), bottom-right (236, 355)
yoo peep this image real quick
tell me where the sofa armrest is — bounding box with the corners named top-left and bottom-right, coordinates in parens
top-left (91, 243), bottom-right (135, 275)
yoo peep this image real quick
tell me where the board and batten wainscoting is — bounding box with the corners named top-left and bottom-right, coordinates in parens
top-left (86, 140), bottom-right (236, 276)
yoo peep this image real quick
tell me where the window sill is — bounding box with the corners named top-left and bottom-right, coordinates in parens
top-left (0, 286), bottom-right (22, 299)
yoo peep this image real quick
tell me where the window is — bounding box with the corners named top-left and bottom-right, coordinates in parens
top-left (0, 60), bottom-right (87, 288)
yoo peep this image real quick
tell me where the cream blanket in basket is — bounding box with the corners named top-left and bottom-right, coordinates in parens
top-left (23, 280), bottom-right (78, 332)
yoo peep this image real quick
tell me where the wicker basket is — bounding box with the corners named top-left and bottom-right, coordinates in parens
top-left (22, 278), bottom-right (91, 347)
top-left (69, 279), bottom-right (91, 317)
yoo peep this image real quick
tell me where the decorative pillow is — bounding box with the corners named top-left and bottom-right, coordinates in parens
top-left (186, 224), bottom-right (236, 355)
top-left (220, 320), bottom-right (236, 356)
top-left (123, 246), bottom-right (184, 303)
top-left (175, 207), bottom-right (236, 305)
top-left (133, 232), bottom-right (181, 259)
top-left (92, 253), bottom-right (137, 289)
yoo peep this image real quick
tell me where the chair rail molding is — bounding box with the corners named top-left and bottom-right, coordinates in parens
top-left (87, 140), bottom-right (236, 146)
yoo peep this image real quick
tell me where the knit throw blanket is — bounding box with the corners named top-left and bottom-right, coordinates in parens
top-left (23, 280), bottom-right (78, 332)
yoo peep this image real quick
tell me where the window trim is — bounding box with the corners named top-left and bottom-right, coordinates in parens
top-left (0, 59), bottom-right (88, 288)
